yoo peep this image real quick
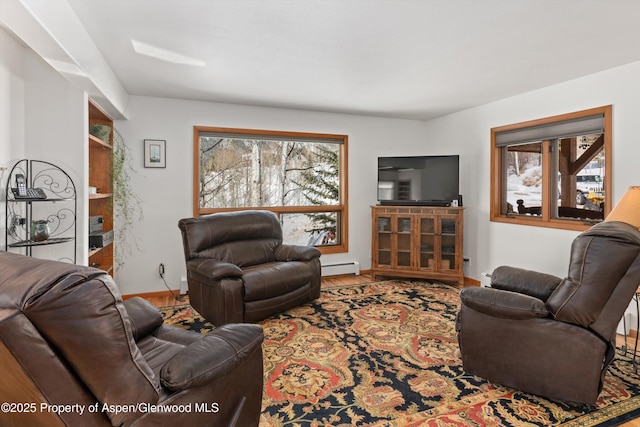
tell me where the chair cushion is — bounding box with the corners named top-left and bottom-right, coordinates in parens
top-left (490, 266), bottom-right (561, 301)
top-left (242, 261), bottom-right (315, 301)
top-left (124, 297), bottom-right (165, 341)
top-left (460, 287), bottom-right (549, 320)
top-left (200, 238), bottom-right (280, 267)
top-left (23, 270), bottom-right (159, 426)
top-left (160, 324), bottom-right (263, 392)
top-left (178, 210), bottom-right (283, 265)
top-left (547, 221), bottom-right (640, 327)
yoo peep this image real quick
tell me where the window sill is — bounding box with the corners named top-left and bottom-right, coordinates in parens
top-left (490, 214), bottom-right (594, 232)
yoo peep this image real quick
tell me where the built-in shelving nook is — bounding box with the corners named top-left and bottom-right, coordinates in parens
top-left (88, 100), bottom-right (114, 275)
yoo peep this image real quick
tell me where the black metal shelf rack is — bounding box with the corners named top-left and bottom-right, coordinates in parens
top-left (4, 159), bottom-right (77, 263)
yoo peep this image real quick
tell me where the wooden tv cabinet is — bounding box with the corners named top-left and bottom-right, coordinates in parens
top-left (371, 205), bottom-right (464, 285)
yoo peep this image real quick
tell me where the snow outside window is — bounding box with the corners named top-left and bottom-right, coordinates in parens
top-left (194, 127), bottom-right (348, 254)
top-left (490, 106), bottom-right (611, 231)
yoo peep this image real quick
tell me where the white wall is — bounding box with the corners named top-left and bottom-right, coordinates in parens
top-left (114, 60), bottom-right (640, 295)
top-left (114, 97), bottom-right (427, 294)
top-left (0, 27), bottom-right (88, 263)
top-left (0, 28), bottom-right (27, 250)
top-left (0, 27), bottom-right (26, 195)
top-left (5, 16), bottom-right (640, 298)
top-left (23, 52), bottom-right (88, 263)
top-left (422, 60), bottom-right (640, 280)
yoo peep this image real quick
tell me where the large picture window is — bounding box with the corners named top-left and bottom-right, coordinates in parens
top-left (194, 127), bottom-right (348, 254)
top-left (490, 105), bottom-right (612, 231)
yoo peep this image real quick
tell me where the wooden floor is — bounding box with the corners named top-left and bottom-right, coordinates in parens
top-left (144, 273), bottom-right (374, 308)
top-left (143, 274), bottom-right (640, 426)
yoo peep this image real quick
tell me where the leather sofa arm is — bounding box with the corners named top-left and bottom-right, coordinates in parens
top-left (160, 324), bottom-right (264, 391)
top-left (460, 287), bottom-right (549, 320)
top-left (186, 258), bottom-right (243, 282)
top-left (275, 244), bottom-right (321, 261)
top-left (124, 297), bottom-right (164, 341)
top-left (490, 266), bottom-right (562, 301)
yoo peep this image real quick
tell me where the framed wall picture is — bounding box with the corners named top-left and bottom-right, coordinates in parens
top-left (144, 139), bottom-right (166, 168)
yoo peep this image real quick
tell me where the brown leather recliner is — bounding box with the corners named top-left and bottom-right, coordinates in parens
top-left (178, 210), bottom-right (322, 326)
top-left (0, 251), bottom-right (264, 426)
top-left (457, 221), bottom-right (640, 404)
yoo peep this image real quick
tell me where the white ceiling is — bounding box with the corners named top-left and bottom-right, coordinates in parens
top-left (63, 0), bottom-right (640, 121)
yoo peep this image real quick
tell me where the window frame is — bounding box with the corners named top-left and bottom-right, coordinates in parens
top-left (490, 105), bottom-right (612, 231)
top-left (193, 126), bottom-right (349, 254)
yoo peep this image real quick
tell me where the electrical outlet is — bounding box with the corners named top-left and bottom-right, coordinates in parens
top-left (159, 263), bottom-right (165, 278)
top-left (463, 257), bottom-right (470, 266)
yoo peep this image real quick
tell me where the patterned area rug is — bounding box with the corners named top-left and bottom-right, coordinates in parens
top-left (160, 280), bottom-right (640, 426)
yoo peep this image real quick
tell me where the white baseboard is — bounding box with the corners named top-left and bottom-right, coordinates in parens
top-left (322, 261), bottom-right (360, 276)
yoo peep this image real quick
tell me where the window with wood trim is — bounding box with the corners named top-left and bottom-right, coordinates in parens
top-left (490, 105), bottom-right (612, 231)
top-left (194, 127), bottom-right (348, 254)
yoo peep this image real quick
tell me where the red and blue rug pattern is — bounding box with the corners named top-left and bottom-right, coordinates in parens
top-left (161, 280), bottom-right (640, 426)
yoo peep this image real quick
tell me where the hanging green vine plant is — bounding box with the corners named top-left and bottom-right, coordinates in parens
top-left (112, 129), bottom-right (144, 269)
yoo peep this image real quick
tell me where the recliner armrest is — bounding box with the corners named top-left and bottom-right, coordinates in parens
top-left (460, 287), bottom-right (549, 320)
top-left (186, 258), bottom-right (243, 282)
top-left (490, 266), bottom-right (562, 301)
top-left (160, 324), bottom-right (264, 391)
top-left (274, 244), bottom-right (321, 261)
top-left (123, 297), bottom-right (164, 341)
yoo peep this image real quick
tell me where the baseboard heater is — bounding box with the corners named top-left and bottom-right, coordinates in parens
top-left (321, 261), bottom-right (360, 277)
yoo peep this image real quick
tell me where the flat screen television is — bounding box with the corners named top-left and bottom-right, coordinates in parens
top-left (377, 155), bottom-right (459, 206)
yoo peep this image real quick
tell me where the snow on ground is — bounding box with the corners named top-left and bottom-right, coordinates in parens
top-left (506, 165), bottom-right (542, 209)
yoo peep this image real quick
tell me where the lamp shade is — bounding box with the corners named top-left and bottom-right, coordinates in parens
top-left (605, 186), bottom-right (640, 228)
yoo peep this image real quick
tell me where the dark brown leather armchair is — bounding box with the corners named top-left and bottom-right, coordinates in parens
top-left (0, 251), bottom-right (263, 426)
top-left (457, 221), bottom-right (640, 404)
top-left (178, 210), bottom-right (322, 326)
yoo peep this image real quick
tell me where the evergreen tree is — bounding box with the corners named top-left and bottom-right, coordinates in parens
top-left (295, 145), bottom-right (340, 242)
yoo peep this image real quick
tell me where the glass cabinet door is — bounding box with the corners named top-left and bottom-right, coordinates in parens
top-left (373, 206), bottom-right (462, 284)
top-left (419, 216), bottom-right (435, 270)
top-left (376, 216), bottom-right (392, 267)
top-left (439, 217), bottom-right (457, 272)
top-left (396, 216), bottom-right (413, 268)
